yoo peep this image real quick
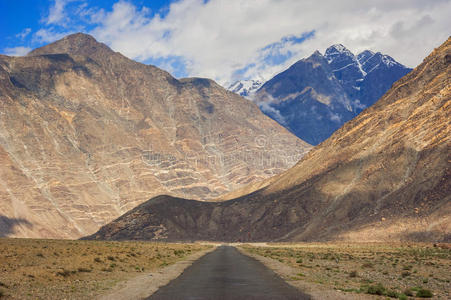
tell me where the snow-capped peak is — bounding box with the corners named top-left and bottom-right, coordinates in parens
top-left (325, 44), bottom-right (353, 55)
top-left (228, 79), bottom-right (264, 99)
top-left (381, 54), bottom-right (399, 67)
top-left (357, 50), bottom-right (375, 64)
top-left (324, 44), bottom-right (355, 64)
top-left (330, 44), bottom-right (347, 53)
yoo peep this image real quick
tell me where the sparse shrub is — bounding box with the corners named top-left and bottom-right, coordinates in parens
top-left (416, 288), bottom-right (433, 298)
top-left (403, 288), bottom-right (413, 296)
top-left (94, 257), bottom-right (102, 263)
top-left (77, 267), bottom-right (92, 273)
top-left (174, 250), bottom-right (185, 256)
top-left (398, 293), bottom-right (408, 300)
top-left (422, 277), bottom-right (429, 283)
top-left (401, 271), bottom-right (410, 277)
top-left (0, 288), bottom-right (5, 298)
top-left (386, 290), bottom-right (399, 298)
top-left (349, 270), bottom-right (358, 278)
top-left (159, 262), bottom-right (168, 267)
top-left (296, 258), bottom-right (303, 264)
top-left (362, 262), bottom-right (374, 268)
top-left (56, 269), bottom-right (75, 277)
top-left (107, 256), bottom-right (115, 261)
top-left (36, 253), bottom-right (44, 258)
top-left (101, 267), bottom-right (113, 272)
top-left (367, 283), bottom-right (386, 295)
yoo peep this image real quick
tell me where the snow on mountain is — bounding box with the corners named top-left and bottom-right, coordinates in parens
top-left (228, 79), bottom-right (263, 98)
top-left (324, 44), bottom-right (355, 64)
top-left (254, 45), bottom-right (412, 145)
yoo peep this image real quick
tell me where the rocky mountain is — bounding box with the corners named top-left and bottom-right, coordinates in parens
top-left (228, 79), bottom-right (263, 98)
top-left (254, 45), bottom-right (412, 145)
top-left (87, 37), bottom-right (450, 243)
top-left (0, 33), bottom-right (310, 239)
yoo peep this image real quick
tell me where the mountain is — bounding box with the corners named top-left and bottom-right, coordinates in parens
top-left (254, 45), bottom-right (412, 145)
top-left (86, 37), bottom-right (450, 243)
top-left (0, 33), bottom-right (310, 239)
top-left (228, 79), bottom-right (263, 98)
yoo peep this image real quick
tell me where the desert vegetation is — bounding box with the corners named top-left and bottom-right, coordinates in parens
top-left (0, 238), bottom-right (210, 299)
top-left (240, 243), bottom-right (450, 299)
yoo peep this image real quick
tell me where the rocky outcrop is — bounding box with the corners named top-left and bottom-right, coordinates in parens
top-left (87, 38), bottom-right (450, 243)
top-left (0, 33), bottom-right (310, 239)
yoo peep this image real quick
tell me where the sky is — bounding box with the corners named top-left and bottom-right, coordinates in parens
top-left (1, 0), bottom-right (450, 86)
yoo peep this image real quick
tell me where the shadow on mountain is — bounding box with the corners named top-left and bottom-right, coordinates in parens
top-left (85, 143), bottom-right (450, 243)
top-left (0, 216), bottom-right (32, 237)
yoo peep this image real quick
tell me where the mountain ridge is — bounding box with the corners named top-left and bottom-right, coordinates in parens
top-left (87, 37), bottom-right (450, 243)
top-left (0, 33), bottom-right (310, 239)
top-left (230, 44), bottom-right (412, 145)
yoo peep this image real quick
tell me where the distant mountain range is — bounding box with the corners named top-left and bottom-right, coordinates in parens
top-left (229, 45), bottom-right (412, 145)
top-left (88, 37), bottom-right (450, 243)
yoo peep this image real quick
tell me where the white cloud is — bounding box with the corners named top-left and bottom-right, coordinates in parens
top-left (258, 101), bottom-right (287, 125)
top-left (3, 46), bottom-right (32, 56)
top-left (23, 0), bottom-right (451, 85)
top-left (85, 0), bottom-right (451, 85)
top-left (46, 0), bottom-right (77, 25)
top-left (16, 28), bottom-right (32, 40)
top-left (34, 28), bottom-right (72, 44)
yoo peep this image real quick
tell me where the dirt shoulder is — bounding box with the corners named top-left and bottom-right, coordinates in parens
top-left (237, 246), bottom-right (360, 299)
top-left (238, 243), bottom-right (450, 299)
top-left (97, 245), bottom-right (217, 300)
top-left (0, 239), bottom-right (213, 299)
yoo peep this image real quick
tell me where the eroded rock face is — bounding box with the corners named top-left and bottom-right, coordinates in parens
top-left (88, 38), bottom-right (450, 243)
top-left (0, 33), bottom-right (310, 239)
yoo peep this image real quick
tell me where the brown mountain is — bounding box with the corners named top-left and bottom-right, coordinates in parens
top-left (87, 37), bottom-right (450, 243)
top-left (0, 33), bottom-right (310, 239)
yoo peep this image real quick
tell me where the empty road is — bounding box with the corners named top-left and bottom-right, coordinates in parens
top-left (148, 245), bottom-right (310, 300)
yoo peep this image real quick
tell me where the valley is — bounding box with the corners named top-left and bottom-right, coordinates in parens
top-left (88, 37), bottom-right (450, 244)
top-left (0, 1), bottom-right (450, 299)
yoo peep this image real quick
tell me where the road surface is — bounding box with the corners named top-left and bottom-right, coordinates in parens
top-left (148, 245), bottom-right (310, 300)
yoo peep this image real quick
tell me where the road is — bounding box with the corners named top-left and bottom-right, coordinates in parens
top-left (148, 245), bottom-right (310, 300)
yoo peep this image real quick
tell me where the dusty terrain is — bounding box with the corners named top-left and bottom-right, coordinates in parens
top-left (0, 238), bottom-right (211, 299)
top-left (239, 243), bottom-right (451, 299)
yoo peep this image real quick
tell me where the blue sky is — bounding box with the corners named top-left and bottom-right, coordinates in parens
top-left (1, 0), bottom-right (450, 85)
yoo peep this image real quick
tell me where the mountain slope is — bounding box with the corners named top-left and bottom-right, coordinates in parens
top-left (0, 33), bottom-right (310, 239)
top-left (254, 45), bottom-right (412, 145)
top-left (87, 37), bottom-right (450, 243)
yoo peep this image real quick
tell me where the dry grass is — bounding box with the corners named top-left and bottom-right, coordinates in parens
top-left (240, 243), bottom-right (450, 299)
top-left (0, 238), bottom-right (210, 299)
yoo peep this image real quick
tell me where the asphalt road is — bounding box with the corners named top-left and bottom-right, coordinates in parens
top-left (148, 245), bottom-right (310, 300)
